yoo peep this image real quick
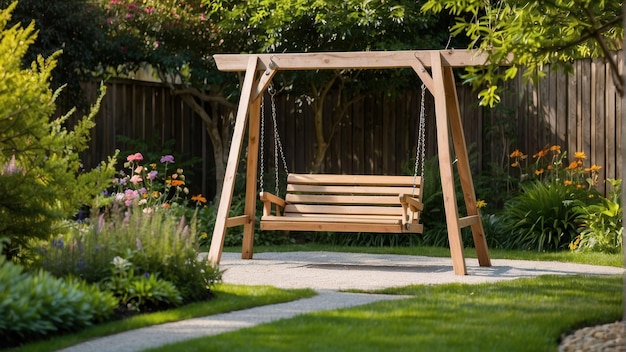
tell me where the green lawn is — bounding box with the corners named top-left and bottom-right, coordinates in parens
top-left (13, 245), bottom-right (624, 352)
top-left (146, 275), bottom-right (622, 352)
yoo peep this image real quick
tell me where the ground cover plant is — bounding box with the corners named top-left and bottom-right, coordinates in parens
top-left (10, 284), bottom-right (316, 352)
top-left (145, 274), bottom-right (622, 352)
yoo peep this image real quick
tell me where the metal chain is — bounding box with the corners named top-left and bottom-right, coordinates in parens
top-left (413, 83), bottom-right (427, 195)
top-left (259, 92), bottom-right (266, 193)
top-left (269, 85), bottom-right (289, 196)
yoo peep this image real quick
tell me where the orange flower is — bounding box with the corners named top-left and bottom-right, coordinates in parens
top-left (549, 145), bottom-right (561, 153)
top-left (535, 168), bottom-right (544, 175)
top-left (509, 149), bottom-right (525, 158)
top-left (171, 179), bottom-right (185, 187)
top-left (192, 194), bottom-right (207, 203)
top-left (511, 161), bottom-right (519, 168)
top-left (162, 203), bottom-right (171, 209)
top-left (574, 151), bottom-right (587, 160)
top-left (547, 165), bottom-right (553, 170)
top-left (564, 180), bottom-right (573, 186)
top-left (590, 164), bottom-right (602, 172)
top-left (566, 161), bottom-right (579, 170)
top-left (533, 149), bottom-right (548, 159)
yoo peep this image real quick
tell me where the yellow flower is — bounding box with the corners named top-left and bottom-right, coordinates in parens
top-left (549, 145), bottom-right (561, 153)
top-left (511, 161), bottom-right (519, 168)
top-left (476, 200), bottom-right (487, 209)
top-left (590, 164), bottom-right (602, 172)
top-left (535, 168), bottom-right (544, 175)
top-left (574, 151), bottom-right (587, 160)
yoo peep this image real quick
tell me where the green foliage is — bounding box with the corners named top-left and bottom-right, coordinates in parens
top-left (499, 181), bottom-right (599, 251)
top-left (572, 179), bottom-right (623, 254)
top-left (0, 0), bottom-right (109, 108)
top-left (0, 2), bottom-right (116, 262)
top-left (0, 254), bottom-right (117, 348)
top-left (100, 256), bottom-right (182, 312)
top-left (34, 207), bottom-right (222, 304)
top-left (422, 0), bottom-right (623, 106)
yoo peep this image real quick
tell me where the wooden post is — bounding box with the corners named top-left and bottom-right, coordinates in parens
top-left (442, 65), bottom-right (492, 267)
top-left (207, 56), bottom-right (259, 264)
top-left (241, 97), bottom-right (262, 259)
top-left (431, 52), bottom-right (467, 275)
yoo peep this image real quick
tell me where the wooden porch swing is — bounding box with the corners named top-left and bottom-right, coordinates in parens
top-left (208, 50), bottom-right (492, 275)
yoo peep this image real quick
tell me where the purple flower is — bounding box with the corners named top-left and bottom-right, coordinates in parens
top-left (160, 155), bottom-right (174, 163)
top-left (147, 170), bottom-right (158, 180)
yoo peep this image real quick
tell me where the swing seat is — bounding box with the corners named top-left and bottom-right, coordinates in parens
top-left (260, 174), bottom-right (424, 233)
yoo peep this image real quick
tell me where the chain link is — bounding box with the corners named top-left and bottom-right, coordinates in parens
top-left (413, 83), bottom-right (427, 195)
top-left (269, 85), bottom-right (289, 196)
top-left (259, 92), bottom-right (266, 193)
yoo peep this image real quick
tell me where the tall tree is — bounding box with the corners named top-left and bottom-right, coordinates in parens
top-left (0, 0), bottom-right (109, 107)
top-left (422, 0), bottom-right (623, 106)
top-left (212, 0), bottom-right (452, 172)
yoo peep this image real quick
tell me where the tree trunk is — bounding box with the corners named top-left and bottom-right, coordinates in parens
top-left (178, 92), bottom-right (233, 203)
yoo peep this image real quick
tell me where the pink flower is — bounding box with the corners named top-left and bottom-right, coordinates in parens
top-left (124, 189), bottom-right (139, 206)
top-left (127, 153), bottom-right (144, 162)
top-left (130, 175), bottom-right (143, 185)
top-left (135, 165), bottom-right (144, 174)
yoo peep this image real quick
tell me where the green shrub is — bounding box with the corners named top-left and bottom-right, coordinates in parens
top-left (499, 181), bottom-right (600, 251)
top-left (100, 256), bottom-right (182, 312)
top-left (0, 3), bottom-right (116, 262)
top-left (571, 179), bottom-right (623, 254)
top-left (0, 255), bottom-right (117, 348)
top-left (35, 207), bottom-right (222, 303)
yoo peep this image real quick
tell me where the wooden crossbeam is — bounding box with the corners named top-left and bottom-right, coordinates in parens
top-left (213, 50), bottom-right (490, 71)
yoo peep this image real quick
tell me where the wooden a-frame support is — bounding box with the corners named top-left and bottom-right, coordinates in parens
top-left (207, 50), bottom-right (491, 275)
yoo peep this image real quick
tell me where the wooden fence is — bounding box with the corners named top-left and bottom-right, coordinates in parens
top-left (75, 53), bottom-right (622, 198)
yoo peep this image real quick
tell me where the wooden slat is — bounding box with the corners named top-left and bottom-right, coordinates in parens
top-left (214, 50), bottom-right (492, 72)
top-left (225, 215), bottom-right (251, 228)
top-left (285, 194), bottom-right (402, 205)
top-left (260, 217), bottom-right (423, 233)
top-left (287, 184), bottom-right (420, 195)
top-left (263, 215), bottom-right (401, 224)
top-left (288, 173), bottom-right (420, 186)
top-left (284, 204), bottom-right (404, 216)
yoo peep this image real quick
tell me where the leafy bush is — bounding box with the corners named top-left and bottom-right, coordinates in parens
top-left (0, 255), bottom-right (117, 348)
top-left (35, 207), bottom-right (222, 304)
top-left (100, 256), bottom-right (182, 312)
top-left (571, 179), bottom-right (623, 254)
top-left (0, 3), bottom-right (116, 262)
top-left (499, 181), bottom-right (599, 251)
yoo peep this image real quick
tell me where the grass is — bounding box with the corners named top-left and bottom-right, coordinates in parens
top-left (145, 274), bottom-right (622, 352)
top-left (12, 284), bottom-right (315, 352)
top-left (12, 244), bottom-right (623, 351)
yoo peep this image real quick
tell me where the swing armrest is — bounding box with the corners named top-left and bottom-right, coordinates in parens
top-left (260, 191), bottom-right (286, 216)
top-left (399, 194), bottom-right (423, 226)
top-left (400, 194), bottom-right (424, 212)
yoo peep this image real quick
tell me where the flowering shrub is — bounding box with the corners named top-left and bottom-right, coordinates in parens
top-left (110, 152), bottom-right (207, 210)
top-left (498, 145), bottom-right (607, 251)
top-left (509, 146), bottom-right (602, 190)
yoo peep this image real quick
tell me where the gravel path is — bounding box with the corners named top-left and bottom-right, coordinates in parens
top-left (59, 251), bottom-right (624, 351)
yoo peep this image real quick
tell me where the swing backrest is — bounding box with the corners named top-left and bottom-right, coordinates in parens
top-left (283, 174), bottom-right (422, 219)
